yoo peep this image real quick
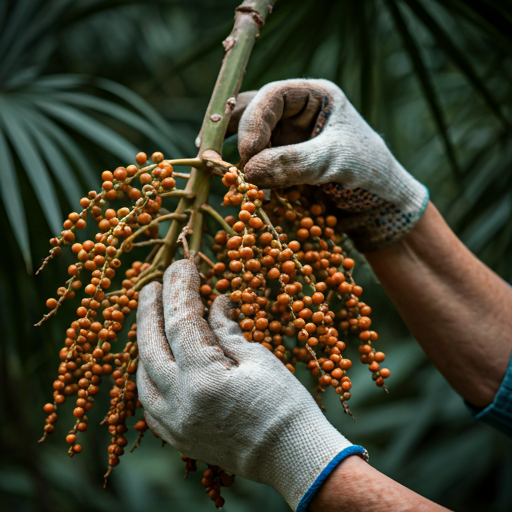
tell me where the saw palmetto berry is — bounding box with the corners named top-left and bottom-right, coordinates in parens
top-left (37, 149), bottom-right (389, 507)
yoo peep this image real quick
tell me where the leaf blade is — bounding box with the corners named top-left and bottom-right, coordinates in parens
top-left (0, 126), bottom-right (31, 270)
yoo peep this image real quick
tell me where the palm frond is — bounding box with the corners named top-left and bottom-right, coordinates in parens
top-left (0, 127), bottom-right (31, 270)
top-left (385, 0), bottom-right (460, 177)
top-left (404, 0), bottom-right (509, 127)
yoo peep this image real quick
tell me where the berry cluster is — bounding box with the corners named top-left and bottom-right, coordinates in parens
top-left (39, 152), bottom-right (187, 479)
top-left (37, 151), bottom-right (388, 507)
top-left (205, 167), bottom-right (389, 414)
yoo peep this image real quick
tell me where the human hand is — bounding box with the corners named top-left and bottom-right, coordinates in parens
top-left (136, 259), bottom-right (366, 510)
top-left (234, 79), bottom-right (429, 252)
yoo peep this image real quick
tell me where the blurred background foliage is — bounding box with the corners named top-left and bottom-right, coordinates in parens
top-left (1, 0), bottom-right (511, 511)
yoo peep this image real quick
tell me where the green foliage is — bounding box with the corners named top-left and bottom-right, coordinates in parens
top-left (1, 1), bottom-right (511, 511)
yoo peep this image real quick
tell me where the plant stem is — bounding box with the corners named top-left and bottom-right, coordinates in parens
top-left (157, 0), bottom-right (274, 266)
top-left (163, 158), bottom-right (203, 167)
top-left (200, 204), bottom-right (236, 235)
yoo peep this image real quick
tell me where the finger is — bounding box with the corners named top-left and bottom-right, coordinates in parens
top-left (226, 90), bottom-right (258, 137)
top-left (208, 295), bottom-right (255, 362)
top-left (243, 131), bottom-right (334, 189)
top-left (136, 359), bottom-right (169, 414)
top-left (137, 281), bottom-right (177, 391)
top-left (209, 295), bottom-right (294, 370)
top-left (237, 80), bottom-right (332, 163)
top-left (163, 259), bottom-right (225, 369)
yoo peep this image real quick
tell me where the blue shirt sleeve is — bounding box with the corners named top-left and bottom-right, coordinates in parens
top-left (465, 349), bottom-right (512, 438)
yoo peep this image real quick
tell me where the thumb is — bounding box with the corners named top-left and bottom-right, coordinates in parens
top-left (226, 90), bottom-right (258, 137)
top-left (209, 295), bottom-right (265, 362)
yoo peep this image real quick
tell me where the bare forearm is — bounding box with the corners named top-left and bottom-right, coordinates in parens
top-left (310, 456), bottom-right (450, 512)
top-left (365, 202), bottom-right (512, 407)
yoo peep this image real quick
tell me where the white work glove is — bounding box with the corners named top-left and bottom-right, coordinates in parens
top-left (136, 259), bottom-right (367, 511)
top-left (236, 79), bottom-right (429, 252)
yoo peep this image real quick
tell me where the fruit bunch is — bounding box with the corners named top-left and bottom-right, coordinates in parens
top-left (206, 165), bottom-right (389, 416)
top-left (37, 151), bottom-right (389, 508)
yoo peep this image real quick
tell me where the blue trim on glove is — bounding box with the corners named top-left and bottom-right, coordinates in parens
top-left (296, 445), bottom-right (368, 512)
top-left (465, 349), bottom-right (512, 439)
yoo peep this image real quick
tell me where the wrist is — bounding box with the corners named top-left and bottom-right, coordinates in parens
top-left (309, 454), bottom-right (367, 512)
top-left (310, 451), bottom-right (451, 512)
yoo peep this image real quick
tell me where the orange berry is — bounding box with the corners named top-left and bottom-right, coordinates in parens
top-left (259, 232), bottom-right (273, 245)
top-left (233, 221), bottom-right (245, 232)
top-left (43, 403), bottom-right (55, 413)
top-left (239, 247), bottom-right (253, 259)
top-left (226, 236), bottom-right (242, 250)
top-left (85, 284), bottom-right (96, 295)
top-left (137, 213), bottom-right (152, 225)
top-left (343, 258), bottom-right (355, 270)
top-left (310, 226), bottom-right (322, 237)
top-left (267, 268), bottom-right (280, 279)
top-left (380, 368), bottom-right (390, 378)
top-left (229, 260), bottom-right (242, 272)
top-left (277, 293), bottom-right (290, 305)
top-left (282, 261), bottom-right (295, 274)
top-left (113, 167), bottom-right (127, 181)
top-left (322, 360), bottom-right (335, 371)
top-left (246, 259), bottom-right (261, 272)
top-left (239, 210), bottom-right (252, 222)
top-left (312, 311), bottom-right (324, 324)
top-left (139, 173), bottom-right (151, 184)
top-left (241, 202), bottom-right (256, 214)
top-left (374, 352), bottom-right (385, 362)
top-left (134, 420), bottom-right (147, 431)
top-left (249, 217), bottom-right (263, 229)
top-left (369, 361), bottom-right (380, 372)
top-left (269, 321), bottom-right (282, 333)
top-left (331, 368), bottom-right (343, 380)
top-left (242, 234), bottom-right (255, 246)
top-left (308, 337), bottom-right (318, 347)
top-left (135, 152), bottom-right (147, 165)
top-left (73, 407), bottom-right (85, 418)
top-left (98, 219), bottom-right (110, 231)
top-left (326, 215), bottom-right (337, 227)
top-left (312, 292), bottom-right (324, 304)
top-left (200, 284), bottom-right (212, 296)
top-left (300, 217), bottom-right (313, 229)
top-left (215, 279), bottom-right (230, 292)
top-left (375, 377), bottom-right (385, 387)
top-left (339, 359), bottom-right (352, 370)
top-left (129, 188), bottom-right (141, 200)
top-left (162, 177), bottom-right (175, 189)
top-left (319, 374), bottom-right (332, 387)
top-left (127, 164), bottom-right (138, 176)
top-left (222, 171), bottom-right (238, 186)
top-left (46, 298), bottom-right (58, 309)
top-left (310, 204), bottom-right (323, 216)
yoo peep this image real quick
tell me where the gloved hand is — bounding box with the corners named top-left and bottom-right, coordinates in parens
top-left (234, 79), bottom-right (429, 252)
top-left (136, 259), bottom-right (367, 511)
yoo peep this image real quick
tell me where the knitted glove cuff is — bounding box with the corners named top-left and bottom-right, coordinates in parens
top-left (323, 182), bottom-right (430, 252)
top-left (296, 445), bottom-right (369, 512)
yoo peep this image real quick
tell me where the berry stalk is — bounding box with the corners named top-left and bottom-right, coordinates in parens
top-left (157, 0), bottom-right (275, 265)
